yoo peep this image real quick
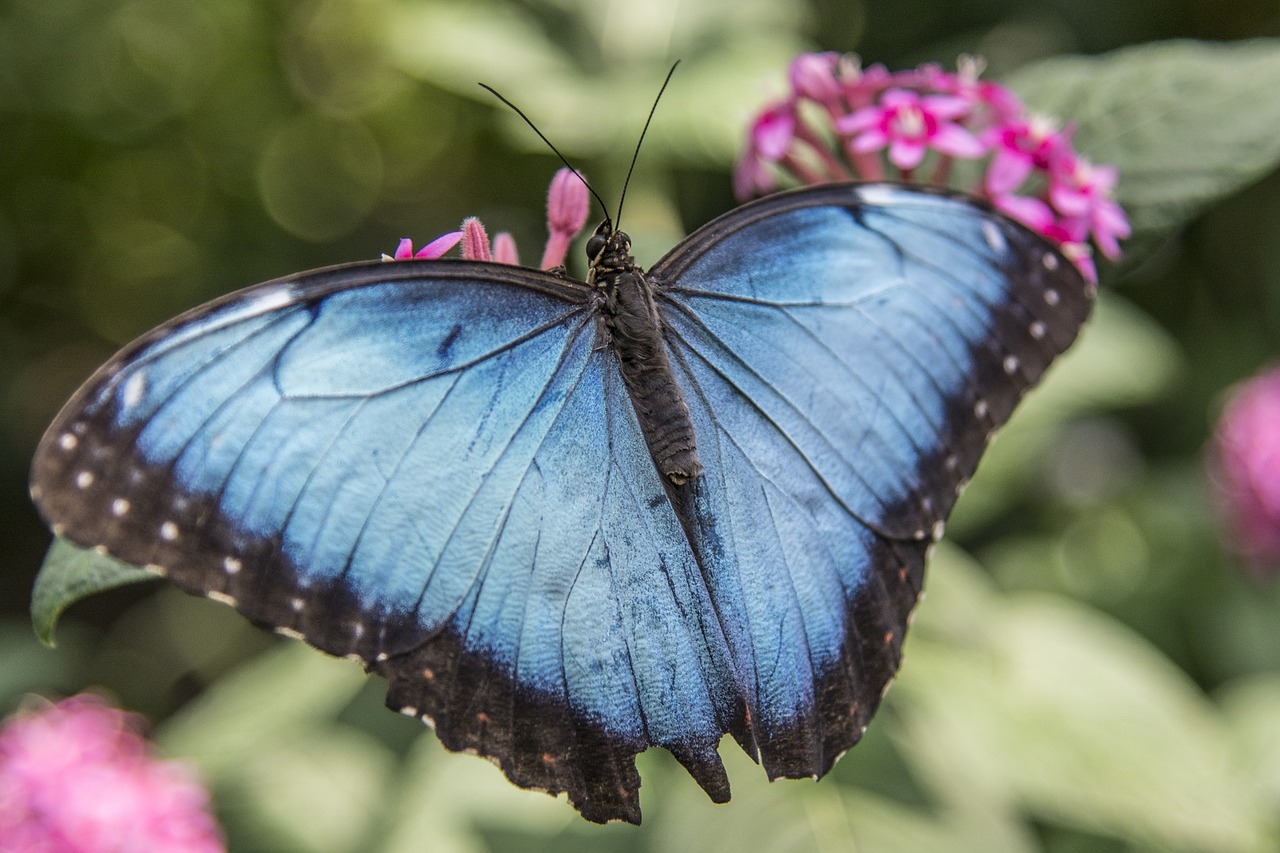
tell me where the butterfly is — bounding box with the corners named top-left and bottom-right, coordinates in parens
top-left (30, 181), bottom-right (1091, 823)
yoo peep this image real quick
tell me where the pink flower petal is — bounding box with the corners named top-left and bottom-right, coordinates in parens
top-left (994, 194), bottom-right (1054, 233)
top-left (920, 93), bottom-right (973, 119)
top-left (834, 105), bottom-right (883, 134)
top-left (415, 230), bottom-right (462, 259)
top-left (750, 102), bottom-right (797, 160)
top-left (733, 151), bottom-right (775, 201)
top-left (789, 52), bottom-right (842, 103)
top-left (850, 128), bottom-right (889, 153)
top-left (985, 146), bottom-right (1033, 195)
top-left (930, 124), bottom-right (986, 159)
top-left (888, 137), bottom-right (927, 170)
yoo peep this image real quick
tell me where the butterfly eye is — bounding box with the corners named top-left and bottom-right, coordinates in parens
top-left (585, 224), bottom-right (610, 261)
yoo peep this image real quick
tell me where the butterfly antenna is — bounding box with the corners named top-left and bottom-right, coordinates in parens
top-left (478, 83), bottom-right (611, 222)
top-left (615, 60), bottom-right (680, 230)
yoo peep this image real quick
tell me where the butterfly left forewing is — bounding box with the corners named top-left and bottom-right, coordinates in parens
top-left (30, 258), bottom-right (755, 824)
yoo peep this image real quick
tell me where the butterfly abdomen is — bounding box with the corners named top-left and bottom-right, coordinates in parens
top-left (599, 261), bottom-right (701, 486)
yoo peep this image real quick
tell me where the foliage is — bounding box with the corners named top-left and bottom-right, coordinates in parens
top-left (3, 0), bottom-right (1280, 850)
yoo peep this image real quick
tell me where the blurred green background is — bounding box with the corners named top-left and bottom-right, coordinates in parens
top-left (3, 0), bottom-right (1280, 850)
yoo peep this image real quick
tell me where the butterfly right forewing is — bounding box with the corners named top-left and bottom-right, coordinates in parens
top-left (649, 182), bottom-right (1092, 780)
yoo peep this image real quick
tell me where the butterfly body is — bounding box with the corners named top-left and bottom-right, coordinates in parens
top-left (30, 183), bottom-right (1092, 823)
top-left (591, 222), bottom-right (702, 485)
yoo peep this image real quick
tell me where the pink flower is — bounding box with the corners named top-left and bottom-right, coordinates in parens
top-left (838, 88), bottom-right (985, 171)
top-left (992, 193), bottom-right (1055, 236)
top-left (750, 100), bottom-right (799, 161)
top-left (737, 53), bottom-right (1129, 279)
top-left (789, 52), bottom-right (842, 106)
top-left (1049, 156), bottom-right (1131, 259)
top-left (983, 115), bottom-right (1069, 196)
top-left (921, 55), bottom-right (1024, 122)
top-left (387, 169), bottom-right (590, 271)
top-left (1212, 366), bottom-right (1280, 578)
top-left (492, 232), bottom-right (519, 265)
top-left (0, 695), bottom-right (225, 852)
top-left (540, 168), bottom-right (590, 269)
top-left (839, 58), bottom-right (893, 110)
top-left (384, 231), bottom-right (463, 261)
top-left (460, 216), bottom-right (491, 261)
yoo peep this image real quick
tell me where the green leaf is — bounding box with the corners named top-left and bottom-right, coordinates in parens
top-left (380, 734), bottom-right (572, 853)
top-left (1009, 39), bottom-right (1280, 240)
top-left (221, 724), bottom-right (394, 853)
top-left (157, 642), bottom-right (368, 777)
top-left (896, 553), bottom-right (1271, 851)
top-left (30, 537), bottom-right (157, 647)
top-left (1220, 675), bottom-right (1280, 822)
top-left (382, 0), bottom-right (806, 163)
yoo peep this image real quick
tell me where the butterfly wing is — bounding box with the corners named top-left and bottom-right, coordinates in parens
top-left (30, 260), bottom-right (745, 823)
top-left (30, 182), bottom-right (1092, 825)
top-left (649, 182), bottom-right (1093, 782)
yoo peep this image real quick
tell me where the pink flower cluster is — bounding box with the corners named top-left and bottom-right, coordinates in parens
top-left (387, 167), bottom-right (590, 270)
top-left (735, 53), bottom-right (1130, 281)
top-left (1211, 366), bottom-right (1280, 579)
top-left (0, 695), bottom-right (225, 852)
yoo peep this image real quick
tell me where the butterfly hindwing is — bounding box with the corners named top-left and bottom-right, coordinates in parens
top-left (650, 183), bottom-right (1092, 780)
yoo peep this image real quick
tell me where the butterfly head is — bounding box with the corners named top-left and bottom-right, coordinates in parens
top-left (586, 220), bottom-right (635, 279)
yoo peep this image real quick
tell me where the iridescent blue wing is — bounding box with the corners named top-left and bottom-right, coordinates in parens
top-left (30, 182), bottom-right (1092, 826)
top-left (29, 261), bottom-right (741, 823)
top-left (649, 182), bottom-right (1092, 782)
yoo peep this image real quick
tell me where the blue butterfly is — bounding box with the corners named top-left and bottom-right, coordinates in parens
top-left (30, 182), bottom-right (1090, 823)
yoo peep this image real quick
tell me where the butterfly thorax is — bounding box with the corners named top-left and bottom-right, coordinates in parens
top-left (587, 222), bottom-right (702, 486)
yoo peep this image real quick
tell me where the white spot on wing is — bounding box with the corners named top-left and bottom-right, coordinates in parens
top-left (160, 521), bottom-right (179, 541)
top-left (854, 184), bottom-right (904, 206)
top-left (982, 221), bottom-right (1006, 253)
top-left (1044, 288), bottom-right (1060, 306)
top-left (111, 498), bottom-right (130, 517)
top-left (209, 591), bottom-right (237, 606)
top-left (399, 706), bottom-right (419, 718)
top-left (276, 626), bottom-right (304, 640)
top-left (1003, 355), bottom-right (1019, 375)
top-left (974, 399), bottom-right (989, 419)
top-left (122, 371), bottom-right (147, 409)
top-left (75, 471), bottom-right (94, 489)
top-left (223, 556), bottom-right (242, 574)
top-left (1030, 321), bottom-right (1046, 340)
top-left (1043, 252), bottom-right (1059, 271)
top-left (246, 287), bottom-right (295, 314)
top-left (290, 597), bottom-right (304, 612)
top-left (932, 520), bottom-right (946, 540)
top-left (59, 433), bottom-right (78, 451)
